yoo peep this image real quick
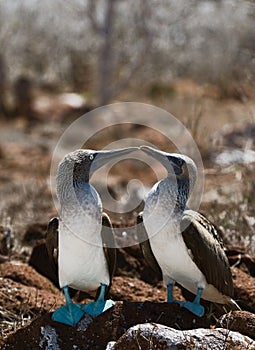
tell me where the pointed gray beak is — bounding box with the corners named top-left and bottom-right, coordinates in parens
top-left (140, 145), bottom-right (172, 170)
top-left (91, 147), bottom-right (138, 174)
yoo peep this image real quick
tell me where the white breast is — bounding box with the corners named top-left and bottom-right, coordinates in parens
top-left (58, 184), bottom-right (109, 292)
top-left (143, 180), bottom-right (232, 304)
top-left (143, 181), bottom-right (206, 294)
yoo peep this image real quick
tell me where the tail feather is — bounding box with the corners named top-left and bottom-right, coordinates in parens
top-left (227, 298), bottom-right (241, 311)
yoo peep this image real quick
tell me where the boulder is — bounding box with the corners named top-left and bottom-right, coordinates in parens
top-left (107, 323), bottom-right (255, 350)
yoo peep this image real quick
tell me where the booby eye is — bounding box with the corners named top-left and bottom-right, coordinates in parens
top-left (89, 154), bottom-right (94, 160)
top-left (177, 159), bottom-right (183, 166)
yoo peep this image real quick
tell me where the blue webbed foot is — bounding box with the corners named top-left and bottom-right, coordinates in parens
top-left (181, 287), bottom-right (205, 317)
top-left (82, 299), bottom-right (115, 316)
top-left (52, 286), bottom-right (84, 326)
top-left (80, 283), bottom-right (115, 317)
top-left (167, 283), bottom-right (205, 317)
top-left (52, 303), bottom-right (84, 326)
top-left (182, 301), bottom-right (205, 317)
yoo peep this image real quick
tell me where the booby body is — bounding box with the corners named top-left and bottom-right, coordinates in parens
top-left (139, 145), bottom-right (239, 317)
top-left (49, 147), bottom-right (136, 325)
top-left (58, 182), bottom-right (108, 292)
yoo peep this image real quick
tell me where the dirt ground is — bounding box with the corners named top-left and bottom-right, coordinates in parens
top-left (0, 81), bottom-right (255, 347)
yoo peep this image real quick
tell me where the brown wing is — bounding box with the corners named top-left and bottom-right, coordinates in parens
top-left (137, 212), bottom-right (162, 276)
top-left (101, 212), bottom-right (116, 297)
top-left (181, 210), bottom-right (233, 297)
top-left (45, 217), bottom-right (59, 278)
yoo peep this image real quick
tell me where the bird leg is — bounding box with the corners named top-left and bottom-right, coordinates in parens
top-left (167, 283), bottom-right (175, 302)
top-left (182, 287), bottom-right (205, 317)
top-left (52, 286), bottom-right (84, 326)
top-left (81, 283), bottom-right (115, 317)
top-left (167, 282), bottom-right (185, 306)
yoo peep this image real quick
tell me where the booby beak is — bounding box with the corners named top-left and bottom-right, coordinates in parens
top-left (140, 145), bottom-right (177, 173)
top-left (91, 147), bottom-right (138, 174)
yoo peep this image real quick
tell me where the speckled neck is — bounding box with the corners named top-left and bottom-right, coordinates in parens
top-left (159, 176), bottom-right (189, 214)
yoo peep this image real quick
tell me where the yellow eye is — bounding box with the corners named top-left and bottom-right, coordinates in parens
top-left (89, 154), bottom-right (94, 160)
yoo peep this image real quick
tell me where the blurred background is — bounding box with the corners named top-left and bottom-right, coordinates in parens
top-left (0, 0), bottom-right (255, 253)
top-left (0, 0), bottom-right (255, 109)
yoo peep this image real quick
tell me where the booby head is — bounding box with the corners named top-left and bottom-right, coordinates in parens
top-left (140, 145), bottom-right (197, 199)
top-left (56, 147), bottom-right (137, 203)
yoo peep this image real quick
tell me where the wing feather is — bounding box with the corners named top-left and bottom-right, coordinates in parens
top-left (101, 212), bottom-right (116, 297)
top-left (45, 217), bottom-right (59, 277)
top-left (181, 210), bottom-right (233, 297)
top-left (137, 212), bottom-right (162, 276)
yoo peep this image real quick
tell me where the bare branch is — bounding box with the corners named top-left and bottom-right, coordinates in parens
top-left (87, 0), bottom-right (102, 34)
top-left (107, 0), bottom-right (154, 99)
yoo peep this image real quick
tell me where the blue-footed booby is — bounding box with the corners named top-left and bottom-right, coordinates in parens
top-left (47, 147), bottom-right (136, 326)
top-left (138, 145), bottom-right (240, 317)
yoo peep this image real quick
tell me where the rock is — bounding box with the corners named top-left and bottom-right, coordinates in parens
top-left (2, 294), bottom-right (255, 349)
top-left (0, 233), bottom-right (8, 255)
top-left (0, 261), bottom-right (59, 293)
top-left (22, 223), bottom-right (48, 246)
top-left (109, 323), bottom-right (255, 350)
top-left (213, 122), bottom-right (255, 150)
top-left (0, 261), bottom-right (63, 327)
top-left (232, 267), bottom-right (255, 309)
top-left (0, 225), bottom-right (14, 255)
top-left (227, 246), bottom-right (255, 277)
top-left (29, 243), bottom-right (59, 288)
top-left (110, 276), bottom-right (167, 302)
top-left (217, 310), bottom-right (255, 340)
top-left (105, 341), bottom-right (115, 350)
top-left (215, 149), bottom-right (255, 166)
top-left (114, 248), bottom-right (143, 279)
top-left (2, 301), bottom-right (214, 349)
